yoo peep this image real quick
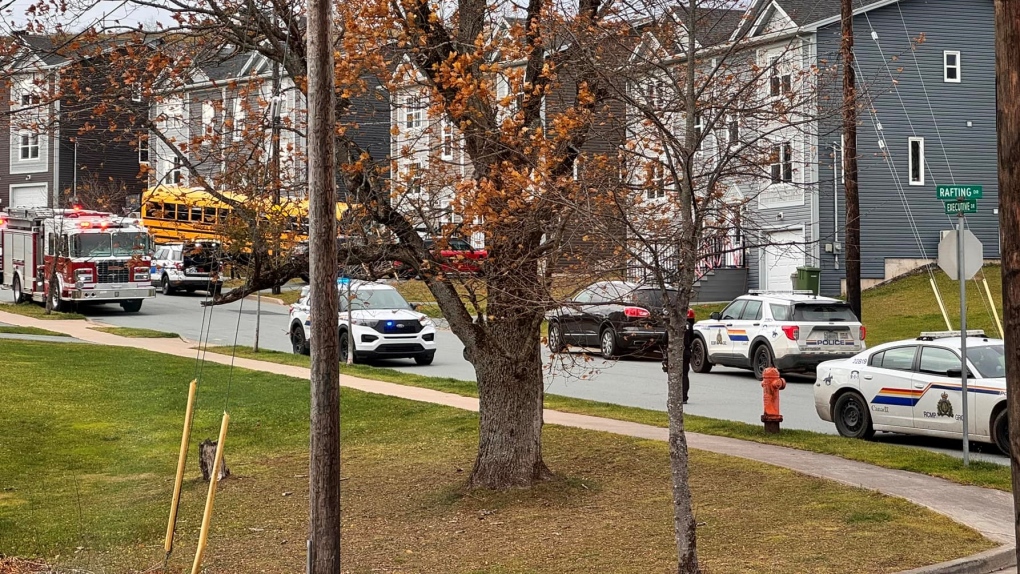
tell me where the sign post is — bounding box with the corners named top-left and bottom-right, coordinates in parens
top-left (935, 184), bottom-right (984, 467)
top-left (956, 216), bottom-right (969, 466)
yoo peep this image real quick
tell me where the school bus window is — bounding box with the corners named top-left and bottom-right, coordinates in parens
top-left (144, 202), bottom-right (161, 218)
top-left (164, 203), bottom-right (177, 220)
top-left (175, 204), bottom-right (189, 221)
top-left (204, 207), bottom-right (217, 224)
top-left (191, 206), bottom-right (203, 222)
top-left (217, 208), bottom-right (231, 223)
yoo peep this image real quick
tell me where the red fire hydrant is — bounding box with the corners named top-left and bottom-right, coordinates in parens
top-left (761, 367), bottom-right (786, 434)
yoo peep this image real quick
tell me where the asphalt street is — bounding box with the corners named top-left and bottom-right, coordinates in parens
top-left (7, 288), bottom-right (1006, 465)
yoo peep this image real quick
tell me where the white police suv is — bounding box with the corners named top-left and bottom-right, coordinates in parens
top-left (288, 279), bottom-right (437, 365)
top-left (814, 331), bottom-right (1008, 454)
top-left (690, 291), bottom-right (866, 380)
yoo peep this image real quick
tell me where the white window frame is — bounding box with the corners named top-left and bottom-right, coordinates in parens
top-left (19, 132), bottom-right (39, 160)
top-left (441, 121), bottom-right (453, 160)
top-left (405, 95), bottom-right (423, 130)
top-left (131, 82), bottom-right (143, 102)
top-left (233, 96), bottom-right (246, 140)
top-left (770, 142), bottom-right (793, 184)
top-left (908, 137), bottom-right (925, 186)
top-left (202, 101), bottom-right (215, 138)
top-left (943, 51), bottom-right (961, 83)
top-left (769, 56), bottom-right (792, 97)
top-left (694, 112), bottom-right (705, 152)
top-left (646, 162), bottom-right (666, 200)
top-left (169, 157), bottom-right (184, 185)
top-left (408, 161), bottom-right (422, 195)
top-left (726, 115), bottom-right (739, 149)
top-left (138, 136), bottom-right (149, 164)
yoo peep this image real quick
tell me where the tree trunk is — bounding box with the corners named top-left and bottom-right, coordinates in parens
top-left (469, 325), bottom-right (552, 488)
top-left (665, 233), bottom-right (701, 574)
top-left (841, 0), bottom-right (862, 321)
top-left (306, 0), bottom-right (341, 568)
top-left (993, 0), bottom-right (1020, 565)
top-left (199, 439), bottom-right (230, 482)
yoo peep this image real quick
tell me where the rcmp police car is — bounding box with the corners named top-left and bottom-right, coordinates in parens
top-left (690, 291), bottom-right (866, 380)
top-left (814, 331), bottom-right (1009, 454)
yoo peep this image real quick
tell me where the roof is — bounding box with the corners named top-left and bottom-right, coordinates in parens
top-left (15, 33), bottom-right (70, 66)
top-left (196, 49), bottom-right (253, 82)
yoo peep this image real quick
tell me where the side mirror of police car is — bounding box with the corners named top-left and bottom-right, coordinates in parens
top-left (710, 312), bottom-right (721, 320)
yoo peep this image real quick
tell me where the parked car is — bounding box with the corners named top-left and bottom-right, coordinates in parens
top-left (150, 241), bottom-right (224, 296)
top-left (546, 281), bottom-right (673, 359)
top-left (814, 330), bottom-right (1008, 454)
top-left (691, 291), bottom-right (866, 380)
top-left (393, 237), bottom-right (487, 278)
top-left (288, 279), bottom-right (438, 365)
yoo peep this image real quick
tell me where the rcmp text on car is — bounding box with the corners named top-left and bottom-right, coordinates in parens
top-left (814, 331), bottom-right (1009, 454)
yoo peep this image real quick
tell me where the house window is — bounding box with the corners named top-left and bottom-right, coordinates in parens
top-left (727, 115), bottom-right (739, 148)
top-left (19, 132), bottom-right (39, 160)
top-left (169, 157), bottom-right (184, 185)
top-left (405, 96), bottom-right (423, 130)
top-left (647, 163), bottom-right (666, 200)
top-left (131, 82), bottom-right (142, 102)
top-left (20, 92), bottom-right (40, 107)
top-left (944, 51), bottom-right (961, 83)
top-left (139, 136), bottom-right (149, 164)
top-left (202, 101), bottom-right (215, 138)
top-left (769, 56), bottom-right (791, 97)
top-left (441, 121), bottom-right (453, 159)
top-left (908, 137), bottom-right (924, 185)
top-left (233, 97), bottom-right (246, 140)
top-left (646, 80), bottom-right (663, 109)
top-left (408, 161), bottom-right (422, 195)
top-left (770, 142), bottom-right (793, 184)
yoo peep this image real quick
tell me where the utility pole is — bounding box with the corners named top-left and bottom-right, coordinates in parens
top-left (306, 0), bottom-right (340, 569)
top-left (270, 38), bottom-right (283, 296)
top-left (841, 0), bottom-right (862, 321)
top-left (993, 0), bottom-right (1020, 562)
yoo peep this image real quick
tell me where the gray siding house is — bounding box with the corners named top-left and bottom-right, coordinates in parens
top-left (743, 0), bottom-right (998, 297)
top-left (814, 0), bottom-right (998, 295)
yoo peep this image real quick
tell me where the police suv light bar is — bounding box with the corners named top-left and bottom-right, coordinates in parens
top-left (917, 330), bottom-right (987, 340)
top-left (747, 289), bottom-right (816, 295)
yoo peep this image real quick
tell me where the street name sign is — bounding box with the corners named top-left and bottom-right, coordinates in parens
top-left (944, 199), bottom-right (977, 215)
top-left (936, 185), bottom-right (983, 201)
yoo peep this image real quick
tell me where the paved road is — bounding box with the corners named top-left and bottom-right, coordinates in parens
top-left (6, 290), bottom-right (1006, 464)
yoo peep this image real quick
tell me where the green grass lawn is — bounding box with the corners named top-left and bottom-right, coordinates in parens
top-left (0, 302), bottom-right (86, 320)
top-left (862, 265), bottom-right (1003, 345)
top-left (88, 326), bottom-right (180, 338)
top-left (204, 345), bottom-right (1012, 492)
top-left (0, 339), bottom-right (994, 573)
top-left (0, 326), bottom-right (70, 337)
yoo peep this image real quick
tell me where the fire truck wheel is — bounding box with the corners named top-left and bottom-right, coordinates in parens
top-left (12, 275), bottom-right (26, 304)
top-left (161, 275), bottom-right (176, 295)
top-left (121, 299), bottom-right (143, 313)
top-left (48, 284), bottom-right (67, 312)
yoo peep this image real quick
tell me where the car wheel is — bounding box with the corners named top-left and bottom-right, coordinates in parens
top-left (992, 408), bottom-right (1010, 456)
top-left (833, 392), bottom-right (875, 439)
top-left (121, 299), bottom-right (143, 313)
top-left (547, 321), bottom-right (565, 353)
top-left (338, 329), bottom-right (358, 364)
top-left (12, 275), bottom-right (25, 304)
top-left (752, 344), bottom-right (774, 380)
top-left (690, 337), bottom-right (713, 373)
top-left (414, 351), bottom-right (435, 366)
top-left (161, 275), bottom-right (175, 295)
top-left (290, 324), bottom-right (310, 355)
top-left (600, 327), bottom-right (618, 360)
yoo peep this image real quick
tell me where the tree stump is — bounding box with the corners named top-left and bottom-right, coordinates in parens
top-left (199, 439), bottom-right (230, 482)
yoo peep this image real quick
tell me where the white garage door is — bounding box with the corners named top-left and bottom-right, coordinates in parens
top-left (763, 229), bottom-right (805, 291)
top-left (10, 184), bottom-right (48, 208)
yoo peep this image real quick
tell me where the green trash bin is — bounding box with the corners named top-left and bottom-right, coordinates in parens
top-left (795, 266), bottom-right (821, 294)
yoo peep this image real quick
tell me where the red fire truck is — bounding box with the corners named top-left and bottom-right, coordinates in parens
top-left (0, 207), bottom-right (156, 312)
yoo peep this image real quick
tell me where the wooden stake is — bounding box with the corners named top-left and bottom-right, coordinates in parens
top-left (930, 277), bottom-right (953, 331)
top-left (982, 277), bottom-right (1004, 338)
top-left (165, 379), bottom-right (197, 554)
top-left (191, 412), bottom-right (229, 574)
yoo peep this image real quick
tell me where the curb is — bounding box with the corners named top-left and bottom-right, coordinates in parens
top-left (244, 293), bottom-right (286, 306)
top-left (894, 545), bottom-right (1015, 574)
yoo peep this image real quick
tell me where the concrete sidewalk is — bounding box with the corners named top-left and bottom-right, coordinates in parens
top-left (0, 308), bottom-right (1015, 574)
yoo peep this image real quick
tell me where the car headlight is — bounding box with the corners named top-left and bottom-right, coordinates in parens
top-left (75, 269), bottom-right (94, 283)
top-left (418, 314), bottom-right (434, 327)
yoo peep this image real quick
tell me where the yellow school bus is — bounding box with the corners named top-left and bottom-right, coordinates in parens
top-left (140, 185), bottom-right (350, 246)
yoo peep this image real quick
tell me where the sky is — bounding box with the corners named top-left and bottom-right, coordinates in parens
top-left (2, 0), bottom-right (167, 33)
